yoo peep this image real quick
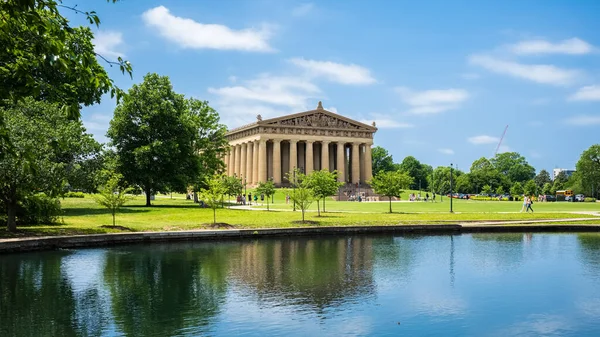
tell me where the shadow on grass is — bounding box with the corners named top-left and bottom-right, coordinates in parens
top-left (0, 227), bottom-right (110, 239)
top-left (313, 215), bottom-right (342, 218)
top-left (63, 207), bottom-right (151, 217)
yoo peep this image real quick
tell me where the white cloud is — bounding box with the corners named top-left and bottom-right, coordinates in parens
top-left (469, 54), bottom-right (580, 86)
top-left (327, 106), bottom-right (338, 113)
top-left (142, 6), bottom-right (274, 52)
top-left (395, 87), bottom-right (469, 115)
top-left (468, 135), bottom-right (500, 145)
top-left (568, 85), bottom-right (600, 101)
top-left (292, 3), bottom-right (314, 17)
top-left (510, 38), bottom-right (593, 55)
top-left (360, 119), bottom-right (414, 129)
top-left (289, 58), bottom-right (376, 85)
top-left (93, 31), bottom-right (125, 58)
top-left (438, 148), bottom-right (454, 155)
top-left (461, 73), bottom-right (480, 80)
top-left (565, 115), bottom-right (600, 126)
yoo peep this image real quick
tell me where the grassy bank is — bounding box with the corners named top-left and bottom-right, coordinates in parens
top-left (1, 194), bottom-right (598, 238)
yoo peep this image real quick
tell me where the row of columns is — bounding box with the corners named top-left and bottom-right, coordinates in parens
top-left (224, 139), bottom-right (373, 186)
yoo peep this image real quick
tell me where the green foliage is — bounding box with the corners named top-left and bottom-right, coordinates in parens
top-left (17, 193), bottom-right (62, 225)
top-left (93, 173), bottom-right (133, 227)
top-left (398, 156), bottom-right (431, 190)
top-left (576, 144), bottom-right (600, 199)
top-left (222, 176), bottom-right (243, 200)
top-left (491, 152), bottom-right (536, 184)
top-left (370, 170), bottom-right (413, 213)
top-left (0, 99), bottom-right (98, 231)
top-left (510, 182), bottom-right (524, 196)
top-left (289, 185), bottom-right (314, 223)
top-left (534, 169), bottom-right (552, 189)
top-left (454, 174), bottom-right (473, 194)
top-left (63, 192), bottom-right (85, 198)
top-left (108, 73), bottom-right (227, 206)
top-left (584, 198), bottom-right (597, 202)
top-left (371, 146), bottom-right (395, 176)
top-left (524, 180), bottom-right (537, 196)
top-left (496, 186), bottom-right (505, 195)
top-left (304, 169), bottom-right (343, 215)
top-left (481, 185), bottom-right (492, 195)
top-left (256, 180), bottom-right (276, 211)
top-left (542, 183), bottom-right (552, 195)
top-left (199, 175), bottom-right (227, 224)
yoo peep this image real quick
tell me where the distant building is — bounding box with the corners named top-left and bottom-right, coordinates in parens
top-left (553, 168), bottom-right (575, 180)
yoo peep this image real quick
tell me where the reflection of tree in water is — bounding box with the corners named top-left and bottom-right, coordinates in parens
top-left (577, 234), bottom-right (600, 276)
top-left (371, 235), bottom-right (420, 278)
top-left (0, 251), bottom-right (79, 337)
top-left (229, 236), bottom-right (375, 313)
top-left (102, 242), bottom-right (234, 336)
top-left (470, 233), bottom-right (525, 270)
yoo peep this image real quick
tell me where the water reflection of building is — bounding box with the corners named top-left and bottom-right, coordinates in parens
top-left (229, 236), bottom-right (375, 311)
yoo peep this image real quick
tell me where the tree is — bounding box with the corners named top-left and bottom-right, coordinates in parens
top-left (369, 171), bottom-right (413, 213)
top-left (371, 146), bottom-right (395, 175)
top-left (542, 182), bottom-right (552, 195)
top-left (481, 185), bottom-right (492, 195)
top-left (510, 182), bottom-right (524, 197)
top-left (198, 175), bottom-right (227, 225)
top-left (469, 157), bottom-right (507, 192)
top-left (524, 180), bottom-right (537, 196)
top-left (1, 99), bottom-right (98, 231)
top-left (256, 180), bottom-right (276, 211)
top-left (289, 185), bottom-right (314, 223)
top-left (496, 186), bottom-right (505, 196)
top-left (534, 169), bottom-right (552, 190)
top-left (491, 152), bottom-right (536, 183)
top-left (93, 172), bottom-right (133, 227)
top-left (576, 144), bottom-right (600, 199)
top-left (399, 156), bottom-right (429, 190)
top-left (455, 174), bottom-right (474, 194)
top-left (304, 170), bottom-right (343, 216)
top-left (552, 171), bottom-right (569, 193)
top-left (108, 73), bottom-right (225, 206)
top-left (222, 176), bottom-right (243, 207)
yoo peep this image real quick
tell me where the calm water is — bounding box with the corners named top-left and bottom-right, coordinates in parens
top-left (2, 233), bottom-right (600, 336)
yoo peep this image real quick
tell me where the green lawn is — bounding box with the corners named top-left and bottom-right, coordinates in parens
top-left (0, 192), bottom-right (598, 238)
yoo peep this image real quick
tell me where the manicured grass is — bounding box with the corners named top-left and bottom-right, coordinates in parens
top-left (1, 193), bottom-right (598, 238)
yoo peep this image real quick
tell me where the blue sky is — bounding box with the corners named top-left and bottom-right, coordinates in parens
top-left (67, 0), bottom-right (600, 173)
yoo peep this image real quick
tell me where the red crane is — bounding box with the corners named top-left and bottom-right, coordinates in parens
top-left (494, 125), bottom-right (509, 156)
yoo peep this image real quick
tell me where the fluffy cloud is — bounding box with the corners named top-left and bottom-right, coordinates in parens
top-left (510, 38), bottom-right (593, 55)
top-left (359, 116), bottom-right (414, 129)
top-left (142, 6), bottom-right (274, 52)
top-left (93, 31), bottom-right (125, 58)
top-left (438, 148), bottom-right (454, 155)
top-left (468, 135), bottom-right (500, 145)
top-left (469, 54), bottom-right (579, 86)
top-left (395, 87), bottom-right (469, 114)
top-left (568, 85), bottom-right (600, 101)
top-left (565, 115), bottom-right (600, 126)
top-left (292, 3), bottom-right (314, 17)
top-left (289, 58), bottom-right (376, 85)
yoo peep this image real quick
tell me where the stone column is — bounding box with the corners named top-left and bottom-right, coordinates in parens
top-left (272, 139), bottom-right (281, 184)
top-left (364, 143), bottom-right (373, 182)
top-left (252, 141), bottom-right (259, 184)
top-left (258, 139), bottom-right (267, 183)
top-left (305, 141), bottom-right (314, 175)
top-left (289, 139), bottom-right (297, 174)
top-left (321, 141), bottom-right (330, 172)
top-left (224, 153), bottom-right (229, 176)
top-left (240, 143), bottom-right (247, 181)
top-left (337, 142), bottom-right (345, 183)
top-left (235, 145), bottom-right (242, 177)
top-left (352, 143), bottom-right (360, 184)
top-left (246, 141), bottom-right (253, 184)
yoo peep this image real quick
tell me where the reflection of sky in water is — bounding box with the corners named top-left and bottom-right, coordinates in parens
top-left (4, 233), bottom-right (600, 336)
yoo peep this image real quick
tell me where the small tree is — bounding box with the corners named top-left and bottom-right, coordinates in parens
top-left (289, 185), bottom-right (314, 223)
top-left (304, 170), bottom-right (343, 216)
top-left (496, 186), bottom-right (504, 196)
top-left (510, 182), bottom-right (524, 197)
top-left (222, 175), bottom-right (243, 207)
top-left (369, 170), bottom-right (414, 213)
top-left (199, 174), bottom-right (227, 224)
top-left (524, 179), bottom-right (537, 196)
top-left (256, 179), bottom-right (276, 211)
top-left (542, 182), bottom-right (552, 195)
top-left (94, 173), bottom-right (133, 227)
top-left (481, 184), bottom-right (493, 195)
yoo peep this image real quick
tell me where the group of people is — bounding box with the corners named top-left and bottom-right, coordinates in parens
top-left (236, 193), bottom-right (264, 205)
top-left (520, 196), bottom-right (534, 212)
top-left (408, 193), bottom-right (436, 202)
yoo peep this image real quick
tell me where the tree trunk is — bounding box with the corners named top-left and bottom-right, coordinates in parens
top-left (112, 210), bottom-right (116, 227)
top-left (317, 199), bottom-right (321, 217)
top-left (302, 209), bottom-right (305, 223)
top-left (267, 198), bottom-right (269, 211)
top-left (323, 198), bottom-right (326, 213)
top-left (7, 200), bottom-right (17, 232)
top-left (213, 208), bottom-right (216, 224)
top-left (389, 196), bottom-right (393, 213)
top-left (145, 186), bottom-right (152, 206)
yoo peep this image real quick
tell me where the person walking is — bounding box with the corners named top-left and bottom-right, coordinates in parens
top-left (520, 196), bottom-right (527, 212)
top-left (526, 196), bottom-right (534, 213)
top-left (426, 193), bottom-right (429, 202)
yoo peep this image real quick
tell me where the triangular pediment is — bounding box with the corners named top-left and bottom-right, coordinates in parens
top-left (260, 109), bottom-right (377, 131)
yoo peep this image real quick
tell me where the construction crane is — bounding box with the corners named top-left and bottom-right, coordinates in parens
top-left (494, 125), bottom-right (509, 156)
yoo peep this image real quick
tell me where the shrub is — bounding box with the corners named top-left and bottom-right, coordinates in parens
top-left (18, 194), bottom-right (62, 225)
top-left (584, 197), bottom-right (597, 202)
top-left (64, 191), bottom-right (85, 198)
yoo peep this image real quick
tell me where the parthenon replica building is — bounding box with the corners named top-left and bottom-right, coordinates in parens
top-left (224, 102), bottom-right (377, 187)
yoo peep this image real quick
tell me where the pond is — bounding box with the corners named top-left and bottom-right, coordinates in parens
top-left (2, 233), bottom-right (600, 336)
